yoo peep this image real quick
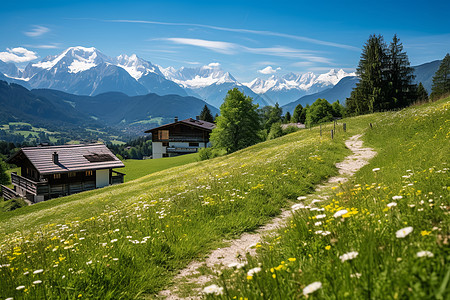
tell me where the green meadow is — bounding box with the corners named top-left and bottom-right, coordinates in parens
top-left (0, 98), bottom-right (448, 299)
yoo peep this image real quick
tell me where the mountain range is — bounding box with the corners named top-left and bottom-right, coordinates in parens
top-left (1, 46), bottom-right (356, 107)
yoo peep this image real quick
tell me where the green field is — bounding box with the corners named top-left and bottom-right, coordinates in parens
top-left (0, 98), bottom-right (448, 299)
top-left (122, 153), bottom-right (199, 182)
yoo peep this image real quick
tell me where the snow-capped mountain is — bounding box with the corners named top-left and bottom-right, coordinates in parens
top-left (160, 63), bottom-right (269, 108)
top-left (244, 69), bottom-right (355, 105)
top-left (12, 46), bottom-right (185, 97)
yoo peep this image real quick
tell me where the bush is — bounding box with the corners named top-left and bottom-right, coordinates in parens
top-left (198, 148), bottom-right (226, 161)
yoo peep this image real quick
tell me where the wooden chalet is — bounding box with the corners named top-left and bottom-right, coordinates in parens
top-left (1, 144), bottom-right (125, 203)
top-left (145, 117), bottom-right (216, 159)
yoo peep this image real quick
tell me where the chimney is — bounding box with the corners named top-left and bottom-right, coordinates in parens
top-left (174, 116), bottom-right (178, 122)
top-left (196, 115), bottom-right (200, 120)
top-left (52, 152), bottom-right (59, 164)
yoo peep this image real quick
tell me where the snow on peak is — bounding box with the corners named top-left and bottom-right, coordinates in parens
top-left (316, 69), bottom-right (355, 85)
top-left (115, 54), bottom-right (159, 80)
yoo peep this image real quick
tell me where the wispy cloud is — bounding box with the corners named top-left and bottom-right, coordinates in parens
top-left (107, 19), bottom-right (360, 51)
top-left (258, 66), bottom-right (280, 74)
top-left (0, 47), bottom-right (38, 63)
top-left (162, 38), bottom-right (236, 54)
top-left (25, 43), bottom-right (60, 49)
top-left (24, 25), bottom-right (50, 37)
top-left (161, 38), bottom-right (332, 63)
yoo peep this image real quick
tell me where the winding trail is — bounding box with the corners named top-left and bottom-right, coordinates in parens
top-left (159, 134), bottom-right (376, 299)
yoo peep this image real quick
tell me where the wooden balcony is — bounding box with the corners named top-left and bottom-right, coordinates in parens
top-left (166, 147), bottom-right (198, 153)
top-left (11, 172), bottom-right (48, 196)
top-left (1, 185), bottom-right (21, 201)
top-left (154, 134), bottom-right (208, 142)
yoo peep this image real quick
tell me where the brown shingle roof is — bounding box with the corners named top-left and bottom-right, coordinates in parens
top-left (8, 144), bottom-right (124, 175)
top-left (145, 118), bottom-right (216, 133)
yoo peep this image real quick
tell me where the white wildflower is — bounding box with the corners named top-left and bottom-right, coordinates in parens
top-left (387, 202), bottom-right (397, 208)
top-left (303, 281), bottom-right (322, 296)
top-left (314, 221), bottom-right (322, 226)
top-left (392, 195), bottom-right (403, 200)
top-left (291, 203), bottom-right (307, 210)
top-left (202, 284), bottom-right (223, 295)
top-left (16, 285), bottom-right (26, 290)
top-left (339, 251), bottom-right (359, 262)
top-left (396, 226), bottom-right (413, 238)
top-left (316, 214), bottom-right (326, 219)
top-left (110, 239), bottom-right (118, 243)
top-left (33, 280), bottom-right (42, 284)
top-left (350, 273), bottom-right (362, 278)
top-left (247, 267), bottom-right (262, 277)
top-left (416, 251), bottom-right (434, 258)
top-left (372, 168), bottom-right (380, 172)
top-left (333, 209), bottom-right (348, 218)
top-left (228, 262), bottom-right (246, 269)
top-left (86, 260), bottom-right (93, 265)
top-left (297, 196), bottom-right (307, 200)
top-left (33, 269), bottom-right (43, 274)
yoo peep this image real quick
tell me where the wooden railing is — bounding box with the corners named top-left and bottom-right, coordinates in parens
top-left (11, 172), bottom-right (47, 195)
top-left (1, 185), bottom-right (21, 201)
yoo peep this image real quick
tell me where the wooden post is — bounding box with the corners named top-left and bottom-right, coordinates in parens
top-left (334, 121), bottom-right (336, 132)
top-left (320, 124), bottom-right (322, 136)
top-left (343, 123), bottom-right (346, 132)
top-left (369, 123), bottom-right (373, 129)
top-left (331, 129), bottom-right (334, 139)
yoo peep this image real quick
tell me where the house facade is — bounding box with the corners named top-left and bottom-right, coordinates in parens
top-left (145, 117), bottom-right (216, 159)
top-left (1, 144), bottom-right (125, 203)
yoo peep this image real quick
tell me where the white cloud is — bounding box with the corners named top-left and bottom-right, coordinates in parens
top-left (208, 62), bottom-right (220, 67)
top-left (0, 47), bottom-right (38, 63)
top-left (162, 38), bottom-right (236, 54)
top-left (24, 25), bottom-right (50, 37)
top-left (258, 66), bottom-right (281, 74)
top-left (25, 43), bottom-right (60, 49)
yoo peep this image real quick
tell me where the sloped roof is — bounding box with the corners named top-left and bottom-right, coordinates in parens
top-left (8, 144), bottom-right (124, 175)
top-left (145, 118), bottom-right (216, 133)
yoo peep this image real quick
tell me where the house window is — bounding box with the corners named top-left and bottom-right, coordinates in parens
top-left (53, 174), bottom-right (61, 179)
top-left (158, 130), bottom-right (169, 140)
top-left (68, 172), bottom-right (77, 178)
top-left (85, 170), bottom-right (93, 176)
top-left (162, 142), bottom-right (169, 147)
top-left (189, 142), bottom-right (199, 147)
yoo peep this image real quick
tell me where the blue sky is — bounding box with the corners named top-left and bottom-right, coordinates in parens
top-left (1, 0), bottom-right (449, 81)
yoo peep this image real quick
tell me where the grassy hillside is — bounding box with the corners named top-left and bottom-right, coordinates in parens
top-left (0, 116), bottom-right (351, 299)
top-left (122, 153), bottom-right (199, 182)
top-left (203, 98), bottom-right (450, 299)
top-left (0, 98), bottom-right (448, 299)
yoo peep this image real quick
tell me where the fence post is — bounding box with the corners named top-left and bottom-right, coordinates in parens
top-left (320, 124), bottom-right (322, 136)
top-left (331, 129), bottom-right (334, 139)
top-left (369, 123), bottom-right (373, 129)
top-left (334, 121), bottom-right (336, 132)
top-left (343, 123), bottom-right (346, 132)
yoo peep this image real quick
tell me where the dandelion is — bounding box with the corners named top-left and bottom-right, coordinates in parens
top-left (333, 209), bottom-right (348, 218)
top-left (396, 226), bottom-right (413, 238)
top-left (303, 281), bottom-right (322, 296)
top-left (33, 280), bottom-right (42, 284)
top-left (392, 195), bottom-right (403, 200)
top-left (33, 269), bottom-right (43, 274)
top-left (202, 284), bottom-right (223, 295)
top-left (247, 267), bottom-right (262, 277)
top-left (288, 257), bottom-right (296, 262)
top-left (16, 285), bottom-right (26, 290)
top-left (387, 202), bottom-right (397, 208)
top-left (339, 251), bottom-right (359, 262)
top-left (325, 245), bottom-right (331, 250)
top-left (372, 168), bottom-right (380, 172)
top-left (421, 230), bottom-right (431, 236)
top-left (316, 214), bottom-right (326, 219)
top-left (416, 251), bottom-right (434, 258)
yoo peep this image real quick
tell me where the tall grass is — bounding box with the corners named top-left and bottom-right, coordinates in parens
top-left (202, 98), bottom-right (450, 299)
top-left (0, 123), bottom-right (349, 299)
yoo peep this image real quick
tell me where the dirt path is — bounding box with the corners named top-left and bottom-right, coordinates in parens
top-left (159, 134), bottom-right (376, 299)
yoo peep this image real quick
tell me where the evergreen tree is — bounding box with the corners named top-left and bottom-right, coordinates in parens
top-left (346, 34), bottom-right (388, 114)
top-left (210, 88), bottom-right (261, 153)
top-left (416, 82), bottom-right (428, 102)
top-left (0, 161), bottom-right (9, 185)
top-left (331, 100), bottom-right (344, 118)
top-left (299, 104), bottom-right (308, 123)
top-left (430, 53), bottom-right (450, 100)
top-left (292, 104), bottom-right (303, 123)
top-left (263, 103), bottom-right (283, 131)
top-left (199, 104), bottom-right (214, 123)
top-left (284, 111), bottom-right (291, 123)
top-left (305, 98), bottom-right (334, 126)
top-left (386, 34), bottom-right (416, 108)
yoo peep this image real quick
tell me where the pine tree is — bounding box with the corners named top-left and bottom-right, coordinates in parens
top-left (292, 104), bottom-right (303, 123)
top-left (416, 82), bottom-right (428, 102)
top-left (210, 88), bottom-right (261, 154)
top-left (431, 53), bottom-right (450, 100)
top-left (386, 34), bottom-right (416, 108)
top-left (284, 111), bottom-right (291, 123)
top-left (346, 34), bottom-right (388, 114)
top-left (199, 104), bottom-right (214, 123)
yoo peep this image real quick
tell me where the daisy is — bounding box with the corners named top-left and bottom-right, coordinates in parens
top-left (396, 226), bottom-right (413, 238)
top-left (303, 281), bottom-right (322, 296)
top-left (339, 251), bottom-right (359, 262)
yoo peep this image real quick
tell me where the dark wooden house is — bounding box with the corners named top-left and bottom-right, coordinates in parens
top-left (1, 144), bottom-right (125, 203)
top-left (145, 117), bottom-right (216, 159)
